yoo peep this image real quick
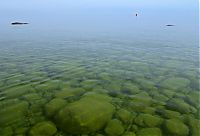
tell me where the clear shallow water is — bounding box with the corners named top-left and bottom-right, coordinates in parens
top-left (0, 1), bottom-right (199, 136)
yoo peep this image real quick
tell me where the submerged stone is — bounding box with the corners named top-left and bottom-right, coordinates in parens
top-left (165, 119), bottom-right (189, 136)
top-left (160, 77), bottom-right (190, 90)
top-left (115, 109), bottom-right (134, 124)
top-left (121, 82), bottom-right (141, 95)
top-left (134, 114), bottom-right (163, 127)
top-left (3, 85), bottom-right (34, 99)
top-left (156, 109), bottom-right (181, 119)
top-left (122, 132), bottom-right (136, 136)
top-left (104, 119), bottom-right (124, 136)
top-left (55, 95), bottom-right (115, 134)
top-left (136, 128), bottom-right (162, 136)
top-left (45, 98), bottom-right (66, 117)
top-left (0, 127), bottom-right (13, 136)
top-left (166, 98), bottom-right (197, 114)
top-left (80, 79), bottom-right (99, 91)
top-left (29, 121), bottom-right (57, 136)
top-left (0, 101), bottom-right (28, 127)
top-left (55, 88), bottom-right (85, 99)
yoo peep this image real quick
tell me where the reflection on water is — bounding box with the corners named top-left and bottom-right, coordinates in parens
top-left (0, 1), bottom-right (199, 136)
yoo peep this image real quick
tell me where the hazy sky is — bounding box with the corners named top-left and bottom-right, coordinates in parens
top-left (0, 0), bottom-right (198, 10)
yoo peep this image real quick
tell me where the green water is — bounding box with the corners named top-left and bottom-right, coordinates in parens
top-left (0, 37), bottom-right (199, 136)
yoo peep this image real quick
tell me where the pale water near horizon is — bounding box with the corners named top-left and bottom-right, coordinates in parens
top-left (0, 1), bottom-right (199, 136)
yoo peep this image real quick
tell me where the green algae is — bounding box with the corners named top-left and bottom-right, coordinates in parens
top-left (0, 38), bottom-right (199, 136)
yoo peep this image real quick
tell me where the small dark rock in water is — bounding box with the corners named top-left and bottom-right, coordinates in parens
top-left (11, 22), bottom-right (29, 25)
top-left (166, 25), bottom-right (175, 26)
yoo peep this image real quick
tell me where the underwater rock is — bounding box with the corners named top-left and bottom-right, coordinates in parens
top-left (35, 80), bottom-right (63, 92)
top-left (82, 92), bottom-right (112, 102)
top-left (161, 89), bottom-right (175, 98)
top-left (29, 121), bottom-right (57, 136)
top-left (122, 132), bottom-right (136, 136)
top-left (0, 101), bottom-right (28, 127)
top-left (129, 92), bottom-right (154, 109)
top-left (136, 128), bottom-right (162, 136)
top-left (104, 119), bottom-right (124, 136)
top-left (166, 98), bottom-right (197, 114)
top-left (184, 115), bottom-right (200, 136)
top-left (160, 77), bottom-right (190, 90)
top-left (185, 91), bottom-right (200, 109)
top-left (80, 79), bottom-right (99, 91)
top-left (55, 94), bottom-right (115, 134)
top-left (121, 82), bottom-right (141, 95)
top-left (134, 114), bottom-right (163, 127)
top-left (0, 127), bottom-right (13, 136)
top-left (156, 109), bottom-right (181, 119)
top-left (23, 93), bottom-right (42, 102)
top-left (165, 119), bottom-right (189, 136)
top-left (55, 87), bottom-right (85, 99)
top-left (3, 85), bottom-right (34, 99)
top-left (45, 98), bottom-right (66, 117)
top-left (115, 109), bottom-right (134, 124)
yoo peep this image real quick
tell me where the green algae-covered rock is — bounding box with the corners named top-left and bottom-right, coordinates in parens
top-left (3, 85), bottom-right (34, 99)
top-left (136, 128), bottom-right (162, 136)
top-left (0, 127), bottom-right (13, 136)
top-left (185, 91), bottom-right (200, 109)
top-left (165, 119), bottom-right (189, 136)
top-left (45, 98), bottom-right (66, 117)
top-left (82, 92), bottom-right (112, 102)
top-left (156, 109), bottom-right (181, 119)
top-left (129, 92), bottom-right (153, 108)
top-left (35, 80), bottom-right (63, 91)
top-left (160, 77), bottom-right (190, 90)
top-left (166, 98), bottom-right (197, 114)
top-left (80, 79), bottom-right (99, 91)
top-left (121, 82), bottom-right (141, 95)
top-left (104, 119), bottom-right (124, 136)
top-left (29, 121), bottom-right (57, 136)
top-left (115, 109), bottom-right (133, 124)
top-left (55, 88), bottom-right (85, 99)
top-left (161, 89), bottom-right (175, 98)
top-left (122, 132), bottom-right (136, 136)
top-left (0, 101), bottom-right (28, 127)
top-left (134, 114), bottom-right (163, 127)
top-left (184, 115), bottom-right (200, 136)
top-left (23, 93), bottom-right (42, 102)
top-left (55, 95), bottom-right (115, 134)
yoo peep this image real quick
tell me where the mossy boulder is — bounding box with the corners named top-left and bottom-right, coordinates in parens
top-left (82, 92), bottom-right (112, 102)
top-left (121, 82), bottom-right (141, 95)
top-left (55, 94), bottom-right (115, 134)
top-left (0, 127), bottom-right (13, 136)
top-left (165, 119), bottom-right (189, 136)
top-left (122, 132), bottom-right (136, 136)
top-left (166, 98), bottom-right (197, 114)
top-left (35, 80), bottom-right (63, 91)
top-left (104, 119), bottom-right (124, 136)
top-left (115, 109), bottom-right (134, 124)
top-left (156, 109), bottom-right (181, 119)
top-left (3, 85), bottom-right (34, 99)
top-left (185, 91), bottom-right (200, 109)
top-left (55, 88), bottom-right (85, 99)
top-left (134, 114), bottom-right (163, 127)
top-left (160, 77), bottom-right (190, 90)
top-left (184, 115), bottom-right (200, 136)
top-left (0, 101), bottom-right (28, 127)
top-left (29, 121), bottom-right (57, 136)
top-left (129, 92), bottom-right (153, 107)
top-left (45, 98), bottom-right (66, 117)
top-left (80, 79), bottom-right (99, 91)
top-left (136, 128), bottom-right (162, 136)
